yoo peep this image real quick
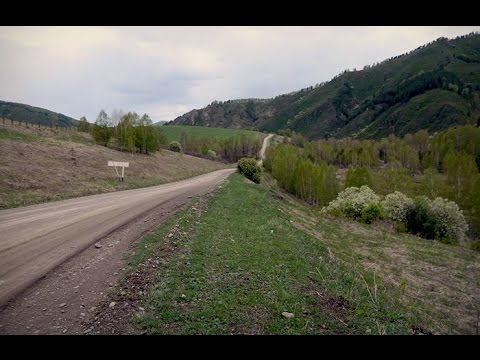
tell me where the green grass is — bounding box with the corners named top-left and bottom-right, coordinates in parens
top-left (160, 125), bottom-right (261, 143)
top-left (129, 174), bottom-right (445, 334)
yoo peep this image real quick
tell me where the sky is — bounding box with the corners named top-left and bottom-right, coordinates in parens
top-left (1, 26), bottom-right (479, 123)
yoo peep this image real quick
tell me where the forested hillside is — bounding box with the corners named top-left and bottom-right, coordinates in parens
top-left (0, 100), bottom-right (79, 128)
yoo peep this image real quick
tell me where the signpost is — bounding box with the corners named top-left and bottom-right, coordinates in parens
top-left (108, 161), bottom-right (129, 182)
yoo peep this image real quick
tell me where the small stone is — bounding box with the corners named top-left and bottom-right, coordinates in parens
top-left (139, 307), bottom-right (145, 311)
top-left (34, 330), bottom-right (40, 334)
top-left (120, 291), bottom-right (126, 296)
top-left (62, 329), bottom-right (67, 333)
top-left (282, 311), bottom-right (294, 319)
top-left (84, 328), bottom-right (93, 334)
top-left (80, 313), bottom-right (86, 317)
top-left (89, 307), bottom-right (96, 312)
top-left (113, 272), bottom-right (118, 276)
top-left (59, 303), bottom-right (67, 308)
top-left (168, 233), bottom-right (173, 238)
top-left (42, 308), bottom-right (47, 311)
top-left (188, 196), bottom-right (193, 198)
top-left (94, 243), bottom-right (102, 248)
top-left (366, 328), bottom-right (372, 334)
top-left (109, 302), bottom-right (116, 308)
top-left (271, 230), bottom-right (274, 233)
top-left (181, 294), bottom-right (186, 298)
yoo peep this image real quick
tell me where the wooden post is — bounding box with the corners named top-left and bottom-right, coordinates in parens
top-left (11, 119), bottom-right (13, 125)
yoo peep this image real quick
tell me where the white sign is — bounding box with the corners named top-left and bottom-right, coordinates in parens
top-left (108, 161), bottom-right (129, 167)
top-left (108, 161), bottom-right (130, 181)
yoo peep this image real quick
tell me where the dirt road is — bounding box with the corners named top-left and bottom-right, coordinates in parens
top-left (0, 168), bottom-right (234, 308)
top-left (0, 134), bottom-right (272, 334)
top-left (258, 134), bottom-right (274, 166)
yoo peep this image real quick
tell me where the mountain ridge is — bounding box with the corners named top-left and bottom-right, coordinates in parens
top-left (169, 32), bottom-right (480, 139)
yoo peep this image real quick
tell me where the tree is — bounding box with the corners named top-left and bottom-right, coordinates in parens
top-left (345, 167), bottom-right (373, 188)
top-left (78, 116), bottom-right (90, 132)
top-left (91, 110), bottom-right (111, 146)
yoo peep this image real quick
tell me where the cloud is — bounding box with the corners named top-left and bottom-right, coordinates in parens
top-left (0, 26), bottom-right (479, 122)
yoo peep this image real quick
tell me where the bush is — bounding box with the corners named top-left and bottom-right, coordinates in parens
top-left (405, 196), bottom-right (436, 240)
top-left (169, 141), bottom-right (182, 152)
top-left (381, 191), bottom-right (414, 223)
top-left (207, 149), bottom-right (217, 160)
top-left (322, 185), bottom-right (380, 220)
top-left (361, 203), bottom-right (383, 224)
top-left (429, 197), bottom-right (468, 243)
top-left (238, 157), bottom-right (261, 184)
top-left (404, 196), bottom-right (467, 243)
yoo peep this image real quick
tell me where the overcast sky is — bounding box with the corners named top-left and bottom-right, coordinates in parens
top-left (1, 26), bottom-right (479, 123)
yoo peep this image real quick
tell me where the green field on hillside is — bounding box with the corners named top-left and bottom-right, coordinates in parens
top-left (161, 125), bottom-right (262, 143)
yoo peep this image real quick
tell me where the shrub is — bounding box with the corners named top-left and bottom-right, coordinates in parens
top-left (361, 203), bottom-right (383, 224)
top-left (381, 191), bottom-right (414, 223)
top-left (238, 157), bottom-right (261, 184)
top-left (405, 196), bottom-right (436, 240)
top-left (322, 185), bottom-right (380, 220)
top-left (169, 141), bottom-right (182, 152)
top-left (404, 196), bottom-right (468, 243)
top-left (429, 197), bottom-right (468, 243)
top-left (207, 149), bottom-right (217, 160)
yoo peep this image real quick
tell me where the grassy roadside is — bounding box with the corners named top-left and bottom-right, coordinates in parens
top-left (120, 173), bottom-right (480, 334)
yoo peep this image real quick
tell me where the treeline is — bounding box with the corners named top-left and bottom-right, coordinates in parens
top-left (279, 126), bottom-right (480, 175)
top-left (90, 109), bottom-right (166, 154)
top-left (179, 132), bottom-right (262, 163)
top-left (263, 144), bottom-right (338, 206)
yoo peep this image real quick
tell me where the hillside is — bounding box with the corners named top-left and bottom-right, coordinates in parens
top-left (170, 33), bottom-right (480, 140)
top-left (161, 125), bottom-right (261, 143)
top-left (89, 173), bottom-right (480, 334)
top-left (0, 100), bottom-right (79, 128)
top-left (0, 122), bottom-right (228, 209)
